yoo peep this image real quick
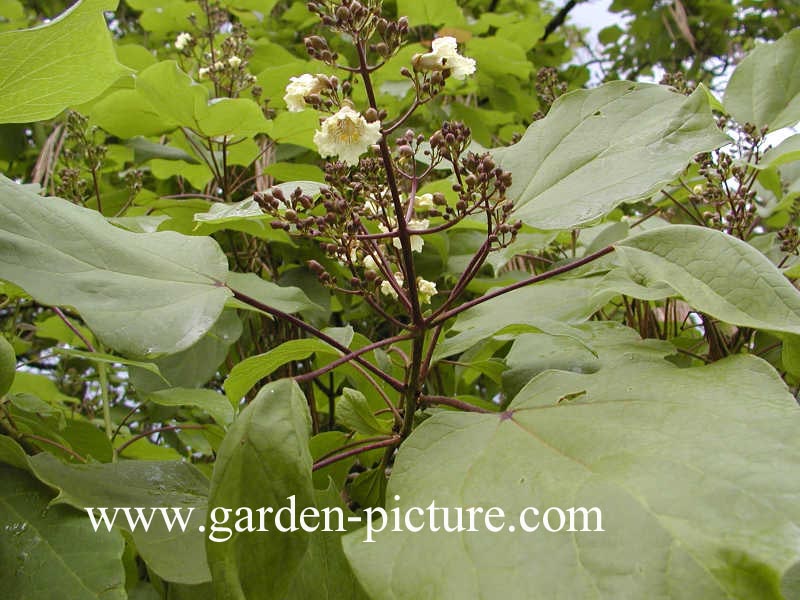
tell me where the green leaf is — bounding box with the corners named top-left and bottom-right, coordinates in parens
top-left (723, 29), bottom-right (800, 131)
top-left (90, 89), bottom-right (178, 137)
top-left (268, 110), bottom-right (320, 150)
top-left (143, 388), bottom-right (234, 426)
top-left (135, 61), bottom-right (208, 130)
top-left (193, 197), bottom-right (263, 222)
top-left (344, 352), bottom-right (800, 599)
top-left (0, 465), bottom-right (126, 599)
top-left (10, 371), bottom-right (77, 406)
top-left (781, 334), bottom-right (800, 379)
top-left (199, 98), bottom-right (272, 137)
top-left (35, 314), bottom-right (95, 348)
top-left (264, 162), bottom-right (326, 183)
top-left (206, 379), bottom-right (314, 600)
top-left (227, 271), bottom-right (320, 315)
top-left (132, 61), bottom-right (270, 137)
top-left (592, 267), bottom-right (676, 302)
top-left (0, 435), bottom-right (29, 470)
top-left (224, 338), bottom-right (340, 403)
top-left (598, 24), bottom-right (623, 44)
top-left (757, 134), bottom-right (800, 171)
top-left (436, 277), bottom-right (610, 360)
top-left (503, 322), bottom-right (675, 398)
top-left (129, 309), bottom-right (242, 393)
top-left (0, 0), bottom-right (130, 123)
top-left (337, 388), bottom-right (392, 435)
top-left (615, 225), bottom-right (800, 334)
top-left (54, 348), bottom-right (167, 381)
top-left (466, 37), bottom-right (530, 80)
top-left (0, 175), bottom-right (231, 357)
top-left (127, 137), bottom-right (200, 164)
top-left (58, 419), bottom-right (114, 462)
top-left (285, 483), bottom-right (370, 600)
top-left (496, 83), bottom-right (729, 230)
top-left (0, 334), bottom-right (15, 397)
top-left (28, 453), bottom-right (211, 585)
top-left (309, 431), bottom-right (351, 489)
top-left (190, 200), bottom-right (295, 244)
top-left (396, 0), bottom-right (465, 26)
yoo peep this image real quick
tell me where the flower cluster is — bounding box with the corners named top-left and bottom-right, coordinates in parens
top-left (261, 4), bottom-right (486, 316)
top-left (284, 32), bottom-right (475, 167)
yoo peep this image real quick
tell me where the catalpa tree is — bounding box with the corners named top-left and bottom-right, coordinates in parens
top-left (1, 0), bottom-right (800, 598)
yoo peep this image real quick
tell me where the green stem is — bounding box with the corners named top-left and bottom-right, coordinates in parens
top-left (97, 356), bottom-right (113, 442)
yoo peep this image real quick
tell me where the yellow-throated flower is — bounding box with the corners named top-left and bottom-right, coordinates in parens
top-left (313, 106), bottom-right (382, 166)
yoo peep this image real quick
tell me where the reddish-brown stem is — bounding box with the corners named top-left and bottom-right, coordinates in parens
top-left (294, 332), bottom-right (414, 384)
top-left (116, 424), bottom-right (206, 455)
top-left (357, 40), bottom-right (423, 327)
top-left (419, 323), bottom-right (444, 382)
top-left (52, 307), bottom-right (95, 352)
top-left (420, 395), bottom-right (493, 413)
top-left (22, 433), bottom-right (88, 463)
top-left (382, 97), bottom-right (426, 135)
top-left (312, 436), bottom-right (400, 471)
top-left (363, 295), bottom-right (409, 330)
top-left (230, 287), bottom-right (406, 392)
top-left (430, 240), bottom-right (491, 321)
top-left (429, 245), bottom-right (616, 326)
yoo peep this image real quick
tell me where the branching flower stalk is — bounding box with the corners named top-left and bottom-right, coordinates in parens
top-left (247, 0), bottom-right (615, 456)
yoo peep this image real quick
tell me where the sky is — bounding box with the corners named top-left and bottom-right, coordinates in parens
top-left (569, 0), bottom-right (617, 43)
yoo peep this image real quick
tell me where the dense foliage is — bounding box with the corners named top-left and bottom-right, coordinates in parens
top-left (1, 0), bottom-right (800, 598)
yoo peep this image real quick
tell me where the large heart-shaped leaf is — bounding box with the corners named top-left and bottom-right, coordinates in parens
top-left (614, 224), bottom-right (800, 334)
top-left (0, 175), bottom-right (231, 357)
top-left (206, 379), bottom-right (315, 600)
top-left (344, 350), bottom-right (800, 599)
top-left (723, 29), bottom-right (800, 131)
top-left (0, 0), bottom-right (129, 123)
top-left (495, 83), bottom-right (728, 230)
top-left (0, 465), bottom-right (126, 599)
top-left (28, 454), bottom-right (211, 585)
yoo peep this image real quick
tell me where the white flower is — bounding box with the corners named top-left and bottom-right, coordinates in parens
top-left (283, 74), bottom-right (326, 112)
top-left (198, 67), bottom-right (210, 79)
top-left (363, 255), bottom-right (379, 271)
top-left (417, 277), bottom-right (437, 304)
top-left (412, 36), bottom-right (476, 80)
top-left (313, 106), bottom-right (382, 166)
top-left (213, 60), bottom-right (224, 71)
top-left (413, 193), bottom-right (435, 210)
top-left (392, 218), bottom-right (428, 253)
top-left (175, 32), bottom-right (192, 51)
top-left (228, 55), bottom-right (242, 68)
top-left (380, 272), bottom-right (404, 299)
